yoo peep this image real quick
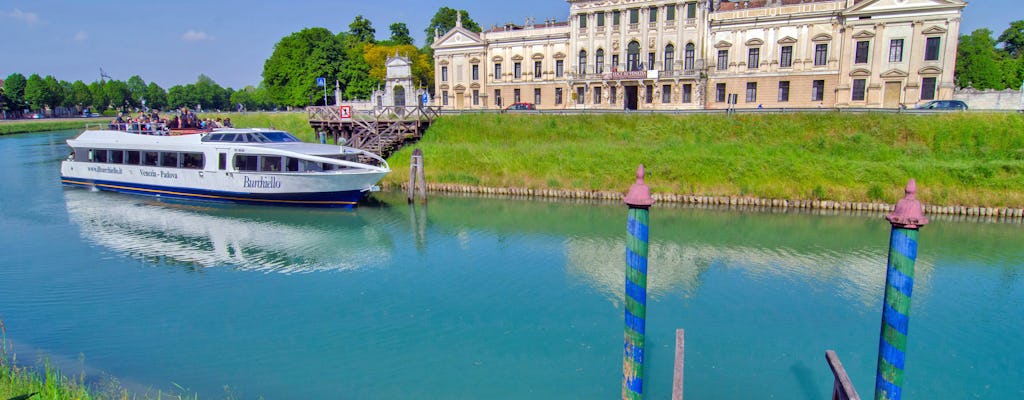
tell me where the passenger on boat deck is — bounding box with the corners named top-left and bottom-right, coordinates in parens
top-left (223, 118), bottom-right (233, 128)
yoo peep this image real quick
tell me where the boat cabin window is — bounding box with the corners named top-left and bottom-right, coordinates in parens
top-left (218, 153), bottom-right (227, 170)
top-left (161, 152), bottom-right (179, 168)
top-left (143, 152), bottom-right (159, 166)
top-left (94, 149), bottom-right (108, 163)
top-left (235, 155), bottom-right (259, 172)
top-left (286, 157), bottom-right (299, 172)
top-left (110, 150), bottom-right (125, 164)
top-left (182, 153), bottom-right (204, 169)
top-left (127, 151), bottom-right (141, 165)
top-left (261, 156), bottom-right (282, 172)
top-left (201, 131), bottom-right (301, 143)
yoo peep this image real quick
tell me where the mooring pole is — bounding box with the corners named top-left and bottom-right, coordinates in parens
top-left (873, 179), bottom-right (928, 400)
top-left (416, 149), bottom-right (427, 204)
top-left (407, 149), bottom-right (421, 203)
top-left (622, 165), bottom-right (654, 400)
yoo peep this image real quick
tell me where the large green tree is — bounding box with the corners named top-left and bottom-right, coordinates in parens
top-left (69, 80), bottom-right (92, 108)
top-left (338, 32), bottom-right (378, 100)
top-left (88, 81), bottom-right (108, 111)
top-left (997, 20), bottom-right (1024, 58)
top-left (43, 75), bottom-right (63, 109)
top-left (388, 22), bottom-right (414, 46)
top-left (423, 7), bottom-right (481, 46)
top-left (104, 80), bottom-right (132, 111)
top-left (349, 15), bottom-right (376, 43)
top-left (146, 82), bottom-right (168, 110)
top-left (955, 29), bottom-right (1005, 90)
top-left (263, 27), bottom-right (347, 107)
top-left (23, 74), bottom-right (48, 111)
top-left (126, 75), bottom-right (148, 107)
top-left (3, 73), bottom-right (27, 109)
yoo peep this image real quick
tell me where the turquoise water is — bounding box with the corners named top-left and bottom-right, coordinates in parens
top-left (1, 130), bottom-right (1022, 399)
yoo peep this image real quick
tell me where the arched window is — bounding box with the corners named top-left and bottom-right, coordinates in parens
top-left (596, 49), bottom-right (605, 74)
top-left (578, 50), bottom-right (588, 75)
top-left (684, 43), bottom-right (695, 72)
top-left (664, 44), bottom-right (675, 71)
top-left (627, 41), bottom-right (641, 71)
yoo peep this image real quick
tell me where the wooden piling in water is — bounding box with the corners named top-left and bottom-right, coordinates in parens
top-left (672, 329), bottom-right (685, 400)
top-left (826, 350), bottom-right (861, 400)
top-left (407, 148), bottom-right (426, 204)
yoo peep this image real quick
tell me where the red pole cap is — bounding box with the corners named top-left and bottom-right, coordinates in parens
top-left (886, 179), bottom-right (929, 229)
top-left (624, 165), bottom-right (655, 208)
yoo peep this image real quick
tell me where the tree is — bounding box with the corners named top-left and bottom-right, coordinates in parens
top-left (88, 81), bottom-right (108, 111)
top-left (388, 23), bottom-right (414, 46)
top-left (43, 75), bottom-right (63, 109)
top-left (349, 15), bottom-right (376, 43)
top-left (3, 73), bottom-right (27, 109)
top-left (423, 7), bottom-right (481, 46)
top-left (69, 80), bottom-right (92, 109)
top-left (955, 29), bottom-right (1005, 90)
top-left (363, 43), bottom-right (432, 88)
top-left (127, 75), bottom-right (148, 108)
top-left (104, 80), bottom-right (132, 111)
top-left (23, 74), bottom-right (47, 111)
top-left (997, 20), bottom-right (1024, 58)
top-left (338, 32), bottom-right (378, 100)
top-left (263, 27), bottom-right (347, 107)
top-left (145, 82), bottom-right (168, 110)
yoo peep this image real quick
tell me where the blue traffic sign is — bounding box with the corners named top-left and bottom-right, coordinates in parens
top-left (316, 77), bottom-right (326, 87)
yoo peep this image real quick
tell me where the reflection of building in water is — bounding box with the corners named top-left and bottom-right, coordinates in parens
top-left (64, 191), bottom-right (391, 273)
top-left (566, 238), bottom-right (932, 306)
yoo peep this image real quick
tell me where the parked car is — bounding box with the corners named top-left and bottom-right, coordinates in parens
top-left (505, 102), bottom-right (537, 111)
top-left (915, 100), bottom-right (968, 111)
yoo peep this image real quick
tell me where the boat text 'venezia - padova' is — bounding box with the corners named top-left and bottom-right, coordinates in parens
top-left (60, 127), bottom-right (390, 207)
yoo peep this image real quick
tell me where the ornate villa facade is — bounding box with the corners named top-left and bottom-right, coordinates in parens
top-left (431, 0), bottom-right (965, 110)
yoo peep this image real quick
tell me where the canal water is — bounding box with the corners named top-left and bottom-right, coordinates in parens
top-left (0, 130), bottom-right (1021, 399)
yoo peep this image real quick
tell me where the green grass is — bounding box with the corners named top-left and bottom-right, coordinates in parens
top-left (0, 119), bottom-right (103, 135)
top-left (383, 112), bottom-right (1024, 207)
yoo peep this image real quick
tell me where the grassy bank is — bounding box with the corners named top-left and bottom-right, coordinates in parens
top-left (0, 118), bottom-right (105, 135)
top-left (383, 112), bottom-right (1024, 207)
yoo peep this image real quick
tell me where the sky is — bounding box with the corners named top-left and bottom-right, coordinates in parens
top-left (0, 0), bottom-right (1015, 90)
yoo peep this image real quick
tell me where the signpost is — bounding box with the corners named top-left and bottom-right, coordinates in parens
top-left (339, 105), bottom-right (352, 120)
top-left (316, 77), bottom-right (327, 106)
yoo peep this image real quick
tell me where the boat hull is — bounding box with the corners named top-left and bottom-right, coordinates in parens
top-left (61, 177), bottom-right (369, 208)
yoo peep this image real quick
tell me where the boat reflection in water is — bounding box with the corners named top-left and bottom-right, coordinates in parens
top-left (566, 237), bottom-right (933, 307)
top-left (64, 190), bottom-right (393, 273)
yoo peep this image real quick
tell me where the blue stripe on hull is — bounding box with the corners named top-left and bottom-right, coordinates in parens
top-left (61, 177), bottom-right (367, 208)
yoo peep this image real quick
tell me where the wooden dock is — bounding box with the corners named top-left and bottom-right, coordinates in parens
top-left (307, 105), bottom-right (440, 161)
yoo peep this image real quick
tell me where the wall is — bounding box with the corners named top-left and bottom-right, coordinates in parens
top-left (952, 88), bottom-right (1024, 110)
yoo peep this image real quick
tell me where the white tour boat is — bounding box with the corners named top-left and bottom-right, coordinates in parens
top-left (60, 127), bottom-right (390, 207)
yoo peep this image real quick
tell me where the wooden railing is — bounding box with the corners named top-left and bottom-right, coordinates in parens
top-left (307, 105), bottom-right (441, 123)
top-left (825, 350), bottom-right (861, 400)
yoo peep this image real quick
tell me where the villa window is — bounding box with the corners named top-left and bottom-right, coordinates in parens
top-left (925, 37), bottom-right (941, 61)
top-left (717, 49), bottom-right (728, 70)
top-left (534, 61), bottom-right (542, 78)
top-left (472, 65), bottom-right (479, 81)
top-left (921, 77), bottom-right (937, 100)
top-left (596, 49), bottom-right (605, 74)
top-left (684, 43), bottom-right (695, 71)
top-left (889, 39), bottom-right (904, 62)
top-left (556, 60), bottom-right (564, 77)
top-left (664, 44), bottom-right (675, 71)
top-left (716, 83), bottom-right (726, 103)
top-left (746, 82), bottom-right (757, 102)
top-left (780, 46), bottom-right (793, 68)
top-left (778, 81), bottom-right (790, 102)
top-left (579, 50), bottom-right (588, 74)
top-left (748, 48), bottom-right (760, 69)
top-left (811, 80), bottom-right (824, 102)
top-left (814, 44), bottom-right (828, 66)
top-left (514, 62), bottom-right (522, 79)
top-left (441, 66), bottom-right (448, 82)
top-left (494, 63), bottom-right (502, 79)
top-left (855, 41), bottom-right (869, 64)
top-left (852, 79), bottom-right (866, 101)
top-left (662, 85), bottom-right (671, 103)
top-left (682, 84), bottom-right (692, 103)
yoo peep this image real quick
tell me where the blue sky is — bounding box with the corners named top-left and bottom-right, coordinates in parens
top-left (0, 0), bottom-right (1014, 90)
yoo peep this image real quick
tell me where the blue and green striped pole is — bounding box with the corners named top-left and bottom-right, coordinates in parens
top-left (874, 179), bottom-right (928, 400)
top-left (623, 165), bottom-right (654, 400)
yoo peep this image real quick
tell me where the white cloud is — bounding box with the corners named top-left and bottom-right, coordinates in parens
top-left (74, 31), bottom-right (88, 41)
top-left (2, 8), bottom-right (39, 24)
top-left (182, 30), bottom-right (212, 41)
